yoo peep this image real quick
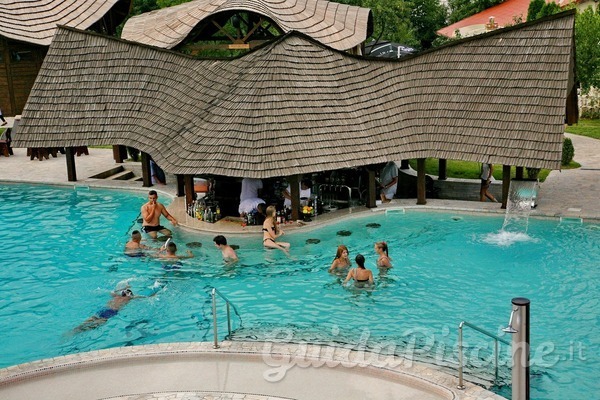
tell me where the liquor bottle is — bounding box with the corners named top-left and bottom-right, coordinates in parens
top-left (216, 204), bottom-right (221, 220)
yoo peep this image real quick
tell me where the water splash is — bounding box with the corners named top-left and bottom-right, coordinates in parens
top-left (482, 230), bottom-right (534, 247)
top-left (501, 179), bottom-right (539, 234)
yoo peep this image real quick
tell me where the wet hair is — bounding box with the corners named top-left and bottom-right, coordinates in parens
top-left (376, 241), bottom-right (389, 257)
top-left (213, 235), bottom-right (227, 246)
top-left (334, 245), bottom-right (349, 260)
top-left (148, 190), bottom-right (157, 196)
top-left (121, 288), bottom-right (133, 297)
top-left (355, 254), bottom-right (366, 268)
top-left (131, 230), bottom-right (142, 241)
top-left (166, 242), bottom-right (177, 253)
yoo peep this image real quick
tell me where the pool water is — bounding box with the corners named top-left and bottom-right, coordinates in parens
top-left (0, 183), bottom-right (598, 399)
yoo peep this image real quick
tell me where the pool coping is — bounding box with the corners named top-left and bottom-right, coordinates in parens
top-left (0, 341), bottom-right (506, 400)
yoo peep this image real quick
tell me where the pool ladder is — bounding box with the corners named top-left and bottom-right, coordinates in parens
top-left (457, 321), bottom-right (511, 390)
top-left (211, 287), bottom-right (236, 348)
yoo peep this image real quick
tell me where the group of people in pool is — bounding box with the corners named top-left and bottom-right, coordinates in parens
top-left (329, 242), bottom-right (392, 287)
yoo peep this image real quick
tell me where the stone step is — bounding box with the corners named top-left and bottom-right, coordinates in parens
top-left (107, 169), bottom-right (135, 180)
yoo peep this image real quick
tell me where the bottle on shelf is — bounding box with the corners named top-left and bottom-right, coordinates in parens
top-left (216, 204), bottom-right (221, 220)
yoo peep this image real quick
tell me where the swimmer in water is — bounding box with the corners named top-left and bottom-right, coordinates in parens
top-left (73, 287), bottom-right (155, 333)
top-left (328, 245), bottom-right (351, 274)
top-left (154, 241), bottom-right (193, 260)
top-left (343, 254), bottom-right (374, 288)
top-left (125, 230), bottom-right (150, 256)
top-left (213, 235), bottom-right (238, 263)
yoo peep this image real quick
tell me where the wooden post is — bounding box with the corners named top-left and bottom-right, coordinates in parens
top-left (366, 168), bottom-right (377, 208)
top-left (438, 159), bottom-right (447, 180)
top-left (289, 174), bottom-right (300, 221)
top-left (141, 152), bottom-right (152, 187)
top-left (502, 165), bottom-right (511, 209)
top-left (112, 145), bottom-right (128, 163)
top-left (65, 147), bottom-right (77, 182)
top-left (183, 175), bottom-right (194, 208)
top-left (516, 167), bottom-right (524, 180)
top-left (176, 174), bottom-right (185, 197)
top-left (416, 158), bottom-right (427, 205)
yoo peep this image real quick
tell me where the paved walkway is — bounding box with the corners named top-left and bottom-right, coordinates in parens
top-left (0, 133), bottom-right (599, 221)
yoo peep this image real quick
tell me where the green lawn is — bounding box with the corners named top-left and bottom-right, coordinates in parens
top-left (408, 159), bottom-right (552, 182)
top-left (565, 118), bottom-right (600, 139)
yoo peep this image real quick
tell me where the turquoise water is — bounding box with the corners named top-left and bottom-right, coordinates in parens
top-left (0, 183), bottom-right (598, 399)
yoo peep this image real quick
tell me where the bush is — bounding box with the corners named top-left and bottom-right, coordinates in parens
top-left (562, 137), bottom-right (575, 166)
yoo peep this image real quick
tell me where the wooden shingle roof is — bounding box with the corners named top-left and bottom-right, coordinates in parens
top-left (0, 0), bottom-right (126, 46)
top-left (15, 11), bottom-right (576, 178)
top-left (121, 0), bottom-right (373, 51)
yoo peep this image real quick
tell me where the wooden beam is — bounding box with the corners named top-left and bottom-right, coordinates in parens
top-left (366, 168), bottom-right (377, 208)
top-left (438, 159), bottom-right (447, 180)
top-left (516, 167), bottom-right (524, 180)
top-left (289, 174), bottom-right (300, 220)
top-left (140, 152), bottom-right (152, 187)
top-left (112, 145), bottom-right (127, 163)
top-left (176, 174), bottom-right (185, 197)
top-left (416, 158), bottom-right (427, 205)
top-left (65, 147), bottom-right (77, 182)
top-left (183, 175), bottom-right (194, 208)
top-left (502, 165), bottom-right (511, 209)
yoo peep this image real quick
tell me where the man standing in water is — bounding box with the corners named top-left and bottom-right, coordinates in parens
top-left (141, 190), bottom-right (178, 238)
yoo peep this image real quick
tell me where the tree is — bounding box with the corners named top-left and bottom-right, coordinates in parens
top-left (409, 0), bottom-right (448, 49)
top-left (447, 0), bottom-right (503, 24)
top-left (535, 2), bottom-right (561, 19)
top-left (526, 0), bottom-right (544, 21)
top-left (575, 6), bottom-right (600, 93)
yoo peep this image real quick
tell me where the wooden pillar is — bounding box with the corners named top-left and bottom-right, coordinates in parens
top-left (366, 168), bottom-right (377, 208)
top-left (112, 145), bottom-right (127, 163)
top-left (141, 152), bottom-right (152, 187)
top-left (502, 165), bottom-right (511, 210)
top-left (65, 147), bottom-right (77, 182)
top-left (516, 167), bottom-right (524, 180)
top-left (416, 158), bottom-right (427, 205)
top-left (400, 160), bottom-right (410, 170)
top-left (438, 159), bottom-right (447, 180)
top-left (183, 175), bottom-right (194, 208)
top-left (176, 174), bottom-right (185, 197)
top-left (289, 174), bottom-right (300, 221)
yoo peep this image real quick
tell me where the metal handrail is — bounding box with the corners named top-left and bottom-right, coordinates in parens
top-left (457, 321), bottom-right (511, 390)
top-left (211, 287), bottom-right (235, 349)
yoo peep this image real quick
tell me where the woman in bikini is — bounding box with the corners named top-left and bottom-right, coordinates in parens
top-left (328, 245), bottom-right (351, 274)
top-left (343, 254), bottom-right (373, 287)
top-left (262, 205), bottom-right (290, 253)
top-left (374, 241), bottom-right (392, 269)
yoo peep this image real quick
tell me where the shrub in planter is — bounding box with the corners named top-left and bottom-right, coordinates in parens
top-left (562, 138), bottom-right (574, 166)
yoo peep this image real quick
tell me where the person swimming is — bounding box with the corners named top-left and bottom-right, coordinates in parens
top-left (73, 288), bottom-right (150, 333)
top-left (343, 254), bottom-right (374, 288)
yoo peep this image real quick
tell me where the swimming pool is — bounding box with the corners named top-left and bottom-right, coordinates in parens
top-left (0, 183), bottom-right (598, 399)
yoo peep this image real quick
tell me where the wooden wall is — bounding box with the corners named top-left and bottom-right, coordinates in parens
top-left (0, 38), bottom-right (46, 117)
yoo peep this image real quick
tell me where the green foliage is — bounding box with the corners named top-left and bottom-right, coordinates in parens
top-left (409, 0), bottom-right (448, 49)
top-left (526, 167), bottom-right (541, 179)
top-left (561, 137), bottom-right (575, 166)
top-left (535, 2), bottom-right (561, 19)
top-left (527, 0), bottom-right (544, 21)
top-left (132, 0), bottom-right (159, 15)
top-left (156, 0), bottom-right (191, 7)
top-left (575, 7), bottom-right (600, 93)
top-left (447, 0), bottom-right (503, 24)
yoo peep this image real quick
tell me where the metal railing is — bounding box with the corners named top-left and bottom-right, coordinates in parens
top-left (211, 287), bottom-right (235, 349)
top-left (457, 321), bottom-right (511, 390)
